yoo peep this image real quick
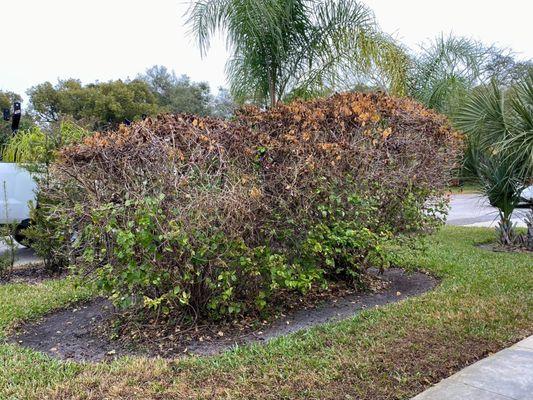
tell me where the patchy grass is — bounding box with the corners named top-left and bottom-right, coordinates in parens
top-left (0, 277), bottom-right (93, 335)
top-left (0, 277), bottom-right (94, 398)
top-left (448, 182), bottom-right (481, 194)
top-left (1, 227), bottom-right (532, 399)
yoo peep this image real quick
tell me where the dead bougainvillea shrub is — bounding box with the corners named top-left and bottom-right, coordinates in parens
top-left (45, 92), bottom-right (461, 320)
top-left (237, 92), bottom-right (462, 235)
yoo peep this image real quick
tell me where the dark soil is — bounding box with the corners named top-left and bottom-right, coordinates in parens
top-left (477, 243), bottom-right (533, 254)
top-left (9, 268), bottom-right (437, 362)
top-left (0, 262), bottom-right (66, 285)
top-left (10, 298), bottom-right (115, 361)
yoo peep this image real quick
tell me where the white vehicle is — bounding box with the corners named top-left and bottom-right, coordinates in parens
top-left (521, 185), bottom-right (533, 204)
top-left (0, 163), bottom-right (37, 245)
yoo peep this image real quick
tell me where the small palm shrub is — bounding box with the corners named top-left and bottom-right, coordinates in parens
top-left (469, 146), bottom-right (525, 245)
top-left (457, 71), bottom-right (533, 247)
top-left (2, 126), bottom-right (51, 166)
top-left (41, 92), bottom-right (461, 320)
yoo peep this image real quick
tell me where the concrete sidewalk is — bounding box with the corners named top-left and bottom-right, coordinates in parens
top-left (412, 336), bottom-right (533, 400)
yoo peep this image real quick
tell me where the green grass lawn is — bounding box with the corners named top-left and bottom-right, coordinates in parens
top-left (0, 227), bottom-right (531, 400)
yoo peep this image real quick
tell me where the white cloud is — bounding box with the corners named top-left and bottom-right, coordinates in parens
top-left (364, 0), bottom-right (533, 57)
top-left (1, 0), bottom-right (531, 101)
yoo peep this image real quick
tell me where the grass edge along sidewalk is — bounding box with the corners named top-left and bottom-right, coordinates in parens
top-left (0, 226), bottom-right (531, 399)
top-left (413, 335), bottom-right (533, 400)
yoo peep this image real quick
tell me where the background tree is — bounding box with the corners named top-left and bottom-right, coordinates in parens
top-left (26, 81), bottom-right (64, 122)
top-left (0, 90), bottom-right (35, 156)
top-left (210, 87), bottom-right (235, 118)
top-left (85, 79), bottom-right (159, 127)
top-left (187, 0), bottom-right (408, 108)
top-left (483, 51), bottom-right (533, 87)
top-left (26, 67), bottom-right (227, 128)
top-left (408, 35), bottom-right (490, 117)
top-left (27, 79), bottom-right (159, 129)
top-left (139, 65), bottom-right (213, 115)
top-left (0, 90), bottom-right (21, 111)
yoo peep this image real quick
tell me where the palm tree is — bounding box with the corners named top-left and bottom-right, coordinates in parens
top-left (408, 35), bottom-right (490, 117)
top-left (500, 70), bottom-right (533, 179)
top-left (465, 138), bottom-right (525, 245)
top-left (457, 71), bottom-right (533, 178)
top-left (456, 72), bottom-right (533, 246)
top-left (187, 0), bottom-right (408, 108)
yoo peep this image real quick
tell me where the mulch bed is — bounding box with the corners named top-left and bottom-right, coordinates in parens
top-left (0, 262), bottom-right (66, 285)
top-left (9, 268), bottom-right (437, 362)
top-left (477, 243), bottom-right (533, 254)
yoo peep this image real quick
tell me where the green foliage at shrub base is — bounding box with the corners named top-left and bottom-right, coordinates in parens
top-left (57, 191), bottom-right (423, 320)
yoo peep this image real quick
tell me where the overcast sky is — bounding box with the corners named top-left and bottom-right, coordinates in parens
top-left (1, 0), bottom-right (532, 101)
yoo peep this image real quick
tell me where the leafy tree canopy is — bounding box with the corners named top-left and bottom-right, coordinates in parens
top-left (26, 67), bottom-right (235, 128)
top-left (0, 90), bottom-right (21, 110)
top-left (27, 78), bottom-right (159, 129)
top-left (138, 65), bottom-right (213, 115)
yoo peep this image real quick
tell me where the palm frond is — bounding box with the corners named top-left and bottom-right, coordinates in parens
top-left (455, 81), bottom-right (508, 149)
top-left (502, 69), bottom-right (533, 179)
top-left (186, 0), bottom-right (409, 106)
top-left (409, 34), bottom-right (490, 114)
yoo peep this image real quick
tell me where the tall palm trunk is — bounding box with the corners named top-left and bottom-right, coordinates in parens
top-left (268, 72), bottom-right (277, 109)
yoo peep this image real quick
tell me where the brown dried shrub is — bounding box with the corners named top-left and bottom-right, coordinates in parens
top-left (41, 92), bottom-right (461, 320)
top-left (236, 92), bottom-right (462, 237)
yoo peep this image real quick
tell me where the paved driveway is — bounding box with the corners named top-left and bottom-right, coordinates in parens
top-left (447, 194), bottom-right (529, 228)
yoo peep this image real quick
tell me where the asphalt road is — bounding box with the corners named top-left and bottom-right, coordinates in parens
top-left (447, 193), bottom-right (529, 228)
top-left (0, 240), bottom-right (41, 267)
